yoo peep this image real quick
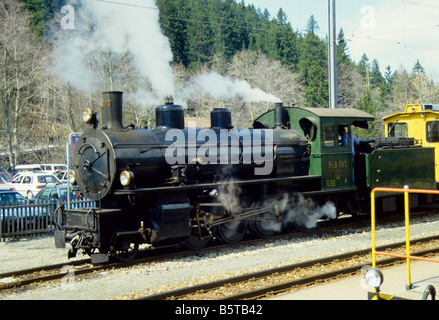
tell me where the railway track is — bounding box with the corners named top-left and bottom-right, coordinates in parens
top-left (0, 215), bottom-right (362, 292)
top-left (138, 235), bottom-right (439, 300)
top-left (1, 211), bottom-right (438, 296)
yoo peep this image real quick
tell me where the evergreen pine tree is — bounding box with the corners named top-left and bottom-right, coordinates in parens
top-left (370, 59), bottom-right (385, 89)
top-left (412, 59), bottom-right (425, 76)
top-left (186, 0), bottom-right (214, 69)
top-left (336, 29), bottom-right (350, 65)
top-left (297, 15), bottom-right (328, 107)
top-left (156, 0), bottom-right (189, 67)
top-left (20, 0), bottom-right (66, 37)
top-left (357, 53), bottom-right (370, 81)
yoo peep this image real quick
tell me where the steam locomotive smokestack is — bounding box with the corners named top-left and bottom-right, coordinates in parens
top-left (274, 102), bottom-right (285, 129)
top-left (102, 91), bottom-right (124, 130)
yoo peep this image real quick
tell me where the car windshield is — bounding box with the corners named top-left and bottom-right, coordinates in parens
top-left (35, 186), bottom-right (80, 202)
top-left (55, 171), bottom-right (66, 179)
top-left (0, 173), bottom-right (12, 183)
top-left (37, 175), bottom-right (58, 183)
top-left (0, 192), bottom-right (27, 205)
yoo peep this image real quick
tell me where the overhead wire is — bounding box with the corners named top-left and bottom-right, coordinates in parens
top-left (345, 0), bottom-right (439, 53)
top-left (92, 0), bottom-right (439, 55)
top-left (94, 0), bottom-right (159, 10)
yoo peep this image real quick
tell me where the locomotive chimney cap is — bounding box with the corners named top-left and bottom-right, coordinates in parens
top-left (165, 96), bottom-right (174, 105)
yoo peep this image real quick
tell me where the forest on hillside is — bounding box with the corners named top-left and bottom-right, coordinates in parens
top-left (0, 0), bottom-right (437, 168)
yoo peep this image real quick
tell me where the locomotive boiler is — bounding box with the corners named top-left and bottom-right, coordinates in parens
top-left (56, 92), bottom-right (313, 263)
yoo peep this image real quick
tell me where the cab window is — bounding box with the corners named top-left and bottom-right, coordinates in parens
top-left (338, 125), bottom-right (349, 148)
top-left (324, 124), bottom-right (335, 147)
top-left (388, 122), bottom-right (408, 137)
top-left (426, 121), bottom-right (439, 142)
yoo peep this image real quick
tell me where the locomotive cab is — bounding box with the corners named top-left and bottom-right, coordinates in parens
top-left (254, 107), bottom-right (375, 192)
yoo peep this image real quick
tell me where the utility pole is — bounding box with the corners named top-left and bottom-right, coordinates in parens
top-left (328, 0), bottom-right (337, 109)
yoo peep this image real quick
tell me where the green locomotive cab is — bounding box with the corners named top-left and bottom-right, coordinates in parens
top-left (254, 107), bottom-right (374, 193)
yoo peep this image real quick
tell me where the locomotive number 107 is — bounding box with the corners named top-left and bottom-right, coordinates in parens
top-left (328, 160), bottom-right (348, 169)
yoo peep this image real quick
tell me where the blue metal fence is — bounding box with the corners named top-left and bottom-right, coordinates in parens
top-left (0, 199), bottom-right (95, 241)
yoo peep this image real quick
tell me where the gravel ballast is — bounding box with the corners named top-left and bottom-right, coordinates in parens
top-left (1, 214), bottom-right (439, 300)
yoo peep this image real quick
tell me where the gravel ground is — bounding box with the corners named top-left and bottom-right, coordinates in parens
top-left (1, 214), bottom-right (439, 300)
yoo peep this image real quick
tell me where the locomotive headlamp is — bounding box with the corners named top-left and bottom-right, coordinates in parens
top-left (83, 108), bottom-right (98, 128)
top-left (83, 108), bottom-right (94, 123)
top-left (68, 170), bottom-right (77, 185)
top-left (120, 171), bottom-right (134, 187)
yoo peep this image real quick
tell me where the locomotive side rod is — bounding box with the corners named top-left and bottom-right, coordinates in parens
top-left (113, 175), bottom-right (322, 195)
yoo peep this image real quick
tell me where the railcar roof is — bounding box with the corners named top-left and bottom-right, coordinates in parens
top-left (293, 107), bottom-right (375, 121)
top-left (383, 104), bottom-right (439, 121)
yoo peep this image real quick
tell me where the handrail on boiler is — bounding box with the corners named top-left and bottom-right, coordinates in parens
top-left (371, 186), bottom-right (439, 290)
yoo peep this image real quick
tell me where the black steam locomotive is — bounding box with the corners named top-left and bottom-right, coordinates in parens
top-left (56, 92), bottom-right (315, 263)
top-left (55, 91), bottom-right (436, 264)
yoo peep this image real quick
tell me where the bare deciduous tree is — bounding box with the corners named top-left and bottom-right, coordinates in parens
top-left (0, 0), bottom-right (47, 167)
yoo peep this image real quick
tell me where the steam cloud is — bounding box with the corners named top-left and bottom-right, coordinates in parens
top-left (215, 184), bottom-right (337, 231)
top-left (51, 0), bottom-right (280, 106)
top-left (52, 0), bottom-right (174, 103)
top-left (181, 72), bottom-right (281, 103)
top-left (281, 194), bottom-right (337, 230)
top-left (261, 193), bottom-right (337, 231)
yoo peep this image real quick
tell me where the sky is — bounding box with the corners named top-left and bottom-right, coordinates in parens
top-left (243, 0), bottom-right (439, 80)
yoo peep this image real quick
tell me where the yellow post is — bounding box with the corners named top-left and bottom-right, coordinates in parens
top-left (404, 186), bottom-right (412, 289)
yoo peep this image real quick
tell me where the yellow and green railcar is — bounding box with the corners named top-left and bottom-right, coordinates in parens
top-left (384, 104), bottom-right (439, 183)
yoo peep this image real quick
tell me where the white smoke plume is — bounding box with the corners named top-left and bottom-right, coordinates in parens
top-left (181, 71), bottom-right (281, 103)
top-left (51, 0), bottom-right (175, 103)
top-left (51, 0), bottom-right (280, 106)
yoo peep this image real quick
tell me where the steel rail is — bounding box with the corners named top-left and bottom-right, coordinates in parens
top-left (139, 235), bottom-right (439, 300)
top-left (2, 212), bottom-right (438, 295)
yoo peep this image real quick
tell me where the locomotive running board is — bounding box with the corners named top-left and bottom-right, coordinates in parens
top-left (113, 175), bottom-right (322, 196)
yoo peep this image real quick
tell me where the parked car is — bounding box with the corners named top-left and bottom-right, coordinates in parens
top-left (12, 172), bottom-right (60, 199)
top-left (41, 164), bottom-right (68, 174)
top-left (12, 164), bottom-right (43, 175)
top-left (54, 170), bottom-right (68, 184)
top-left (0, 190), bottom-right (27, 205)
top-left (33, 184), bottom-right (82, 203)
top-left (0, 190), bottom-right (47, 234)
top-left (0, 177), bottom-right (15, 191)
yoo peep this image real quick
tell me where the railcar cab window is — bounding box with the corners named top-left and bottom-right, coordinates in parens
top-left (338, 125), bottom-right (350, 148)
top-left (324, 124), bottom-right (351, 149)
top-left (388, 122), bottom-right (408, 138)
top-left (324, 124), bottom-right (335, 147)
top-left (426, 120), bottom-right (439, 142)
